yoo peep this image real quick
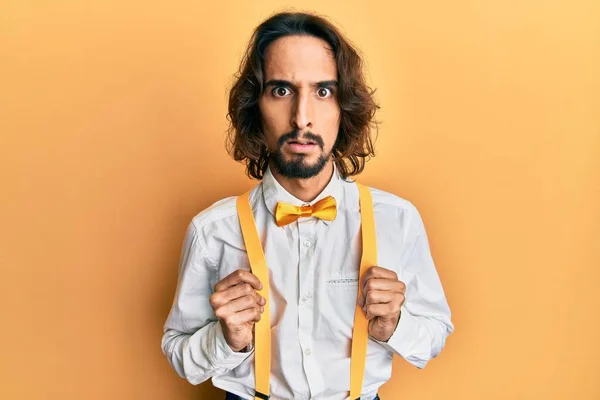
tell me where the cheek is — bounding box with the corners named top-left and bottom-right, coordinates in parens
top-left (319, 103), bottom-right (341, 147)
top-left (259, 101), bottom-right (289, 144)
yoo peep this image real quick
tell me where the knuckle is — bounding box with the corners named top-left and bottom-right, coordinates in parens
top-left (399, 294), bottom-right (406, 305)
top-left (243, 283), bottom-right (253, 294)
top-left (366, 291), bottom-right (376, 303)
top-left (209, 293), bottom-right (222, 309)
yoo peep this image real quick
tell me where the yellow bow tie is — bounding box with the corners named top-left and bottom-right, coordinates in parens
top-left (274, 196), bottom-right (337, 227)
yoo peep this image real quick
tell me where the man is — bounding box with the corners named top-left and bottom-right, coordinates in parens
top-left (162, 11), bottom-right (453, 400)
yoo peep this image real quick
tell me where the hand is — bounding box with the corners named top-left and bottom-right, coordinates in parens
top-left (209, 269), bottom-right (265, 352)
top-left (358, 266), bottom-right (406, 342)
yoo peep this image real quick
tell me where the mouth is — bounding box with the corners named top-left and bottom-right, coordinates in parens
top-left (288, 139), bottom-right (317, 145)
top-left (286, 140), bottom-right (318, 153)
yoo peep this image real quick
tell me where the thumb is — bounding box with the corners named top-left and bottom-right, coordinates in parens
top-left (368, 316), bottom-right (390, 332)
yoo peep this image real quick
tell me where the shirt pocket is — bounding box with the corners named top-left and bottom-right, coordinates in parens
top-left (320, 275), bottom-right (360, 340)
top-left (327, 277), bottom-right (359, 287)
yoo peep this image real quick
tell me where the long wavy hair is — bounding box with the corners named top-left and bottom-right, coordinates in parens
top-left (226, 11), bottom-right (380, 180)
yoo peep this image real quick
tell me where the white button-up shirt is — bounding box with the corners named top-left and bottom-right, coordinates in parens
top-left (162, 166), bottom-right (453, 400)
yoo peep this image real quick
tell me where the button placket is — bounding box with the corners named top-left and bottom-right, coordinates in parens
top-left (297, 219), bottom-right (323, 395)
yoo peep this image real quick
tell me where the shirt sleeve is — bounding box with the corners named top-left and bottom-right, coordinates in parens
top-left (161, 221), bottom-right (253, 384)
top-left (375, 203), bottom-right (454, 368)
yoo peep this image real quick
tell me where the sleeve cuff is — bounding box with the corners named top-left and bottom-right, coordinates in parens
top-left (211, 322), bottom-right (255, 368)
top-left (186, 321), bottom-right (254, 372)
top-left (372, 306), bottom-right (429, 368)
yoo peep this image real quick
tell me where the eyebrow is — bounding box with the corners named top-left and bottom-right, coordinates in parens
top-left (264, 79), bottom-right (338, 89)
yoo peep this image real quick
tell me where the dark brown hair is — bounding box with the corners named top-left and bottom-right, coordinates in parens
top-left (226, 11), bottom-right (379, 180)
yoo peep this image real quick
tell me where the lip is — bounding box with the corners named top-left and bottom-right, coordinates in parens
top-left (286, 141), bottom-right (317, 153)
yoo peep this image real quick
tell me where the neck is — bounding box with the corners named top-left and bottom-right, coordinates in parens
top-left (269, 160), bottom-right (335, 203)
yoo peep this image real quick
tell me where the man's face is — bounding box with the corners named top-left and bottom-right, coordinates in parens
top-left (258, 35), bottom-right (341, 179)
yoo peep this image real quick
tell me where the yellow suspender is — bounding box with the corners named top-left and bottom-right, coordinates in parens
top-left (237, 191), bottom-right (271, 400)
top-left (236, 183), bottom-right (376, 400)
top-left (350, 183), bottom-right (377, 400)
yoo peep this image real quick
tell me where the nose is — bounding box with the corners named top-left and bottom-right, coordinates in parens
top-left (291, 91), bottom-right (313, 131)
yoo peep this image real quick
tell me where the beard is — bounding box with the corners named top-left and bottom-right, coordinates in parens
top-left (270, 129), bottom-right (330, 179)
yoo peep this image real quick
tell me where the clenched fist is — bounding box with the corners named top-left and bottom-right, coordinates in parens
top-left (209, 269), bottom-right (265, 352)
top-left (358, 266), bottom-right (406, 342)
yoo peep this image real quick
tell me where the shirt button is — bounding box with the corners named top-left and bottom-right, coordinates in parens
top-left (303, 239), bottom-right (312, 248)
top-left (304, 348), bottom-right (311, 356)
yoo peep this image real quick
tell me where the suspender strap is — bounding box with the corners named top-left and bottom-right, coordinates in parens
top-left (236, 183), bottom-right (376, 400)
top-left (350, 183), bottom-right (377, 400)
top-left (236, 192), bottom-right (271, 400)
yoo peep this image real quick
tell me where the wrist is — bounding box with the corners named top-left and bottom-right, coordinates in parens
top-left (370, 313), bottom-right (401, 342)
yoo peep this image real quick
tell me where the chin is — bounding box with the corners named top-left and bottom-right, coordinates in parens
top-left (271, 151), bottom-right (330, 179)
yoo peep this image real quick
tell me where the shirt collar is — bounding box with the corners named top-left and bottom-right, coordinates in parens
top-left (261, 163), bottom-right (344, 226)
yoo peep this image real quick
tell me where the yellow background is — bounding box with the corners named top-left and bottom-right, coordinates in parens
top-left (1, 1), bottom-right (599, 399)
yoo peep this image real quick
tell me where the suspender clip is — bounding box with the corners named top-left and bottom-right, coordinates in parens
top-left (254, 390), bottom-right (269, 400)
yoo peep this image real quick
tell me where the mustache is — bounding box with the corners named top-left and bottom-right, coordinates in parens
top-left (277, 129), bottom-right (325, 150)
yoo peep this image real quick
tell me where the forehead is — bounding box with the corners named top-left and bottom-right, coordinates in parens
top-left (263, 35), bottom-right (337, 81)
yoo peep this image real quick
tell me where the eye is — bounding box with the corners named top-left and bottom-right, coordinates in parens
top-left (272, 86), bottom-right (292, 97)
top-left (317, 87), bottom-right (333, 98)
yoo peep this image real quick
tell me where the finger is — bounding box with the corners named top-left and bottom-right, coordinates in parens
top-left (364, 293), bottom-right (405, 316)
top-left (253, 307), bottom-right (263, 323)
top-left (359, 279), bottom-right (402, 307)
top-left (214, 269), bottom-right (263, 292)
top-left (227, 306), bottom-right (262, 326)
top-left (214, 294), bottom-right (261, 319)
top-left (363, 277), bottom-right (405, 294)
top-left (364, 290), bottom-right (396, 306)
top-left (359, 282), bottom-right (405, 307)
top-left (212, 283), bottom-right (265, 307)
top-left (211, 284), bottom-right (247, 309)
top-left (358, 288), bottom-right (394, 307)
top-left (360, 266), bottom-right (398, 288)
